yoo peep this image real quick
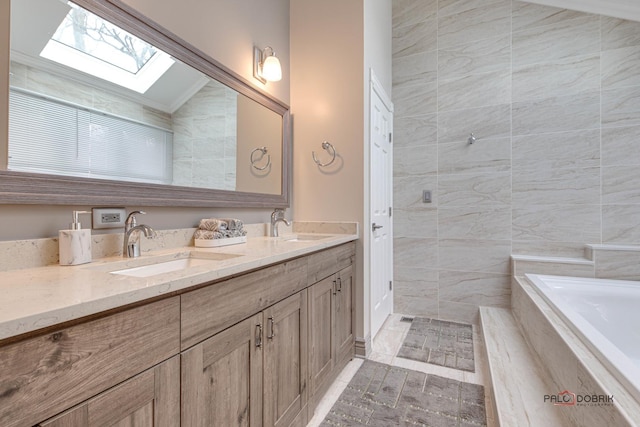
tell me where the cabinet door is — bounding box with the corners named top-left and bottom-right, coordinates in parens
top-left (181, 314), bottom-right (263, 427)
top-left (308, 275), bottom-right (336, 396)
top-left (335, 265), bottom-right (354, 362)
top-left (39, 356), bottom-right (180, 427)
top-left (263, 291), bottom-right (308, 427)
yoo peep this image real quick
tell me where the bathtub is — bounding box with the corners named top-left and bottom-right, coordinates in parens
top-left (527, 274), bottom-right (640, 401)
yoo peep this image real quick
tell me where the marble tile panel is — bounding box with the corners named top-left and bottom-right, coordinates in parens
top-left (393, 207), bottom-right (438, 238)
top-left (393, 145), bottom-right (437, 177)
top-left (602, 86), bottom-right (640, 128)
top-left (438, 172), bottom-right (511, 207)
top-left (438, 70), bottom-right (511, 113)
top-left (142, 106), bottom-right (172, 129)
top-left (27, 67), bottom-right (94, 109)
top-left (481, 306), bottom-right (572, 427)
top-left (602, 165), bottom-right (640, 204)
top-left (512, 258), bottom-right (594, 278)
top-left (512, 283), bottom-right (580, 396)
top-left (372, 327), bottom-right (405, 356)
top-left (601, 16), bottom-right (640, 50)
top-left (9, 61), bottom-right (27, 87)
top-left (602, 204), bottom-right (640, 244)
top-left (92, 91), bottom-right (143, 122)
top-left (594, 249), bottom-right (640, 280)
top-left (438, 0), bottom-right (507, 17)
top-left (438, 206), bottom-right (511, 240)
top-left (512, 15), bottom-right (600, 68)
top-left (438, 104), bottom-right (510, 144)
top-left (511, 240), bottom-right (589, 258)
top-left (392, 0), bottom-right (437, 30)
top-left (438, 137), bottom-right (511, 175)
top-left (395, 277), bottom-right (438, 300)
top-left (395, 265), bottom-right (439, 283)
top-left (438, 0), bottom-right (511, 50)
top-left (394, 295), bottom-right (439, 319)
top-left (601, 125), bottom-right (640, 166)
top-left (512, 167), bottom-right (600, 206)
top-left (393, 114), bottom-right (438, 148)
top-left (393, 51), bottom-right (437, 89)
top-left (394, 237), bottom-right (438, 268)
top-left (602, 45), bottom-right (640, 89)
top-left (576, 362), bottom-right (635, 427)
top-left (512, 129), bottom-right (600, 170)
top-left (393, 19), bottom-right (437, 59)
top-left (512, 0), bottom-right (589, 32)
top-left (512, 53), bottom-right (600, 102)
top-left (393, 174), bottom-right (438, 208)
top-left (393, 82), bottom-right (438, 118)
top-left (438, 300), bottom-right (480, 325)
top-left (512, 91), bottom-right (600, 136)
top-left (512, 204), bottom-right (601, 243)
top-left (438, 238), bottom-right (511, 274)
top-left (438, 270), bottom-right (510, 307)
top-left (438, 35), bottom-right (511, 79)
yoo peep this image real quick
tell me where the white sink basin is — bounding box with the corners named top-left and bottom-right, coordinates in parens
top-left (107, 251), bottom-right (242, 278)
top-left (283, 234), bottom-right (330, 242)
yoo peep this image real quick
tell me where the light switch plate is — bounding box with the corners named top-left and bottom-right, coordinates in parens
top-left (92, 208), bottom-right (127, 229)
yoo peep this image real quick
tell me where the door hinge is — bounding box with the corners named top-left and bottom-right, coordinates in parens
top-left (389, 207), bottom-right (392, 217)
top-left (389, 280), bottom-right (393, 290)
top-left (388, 132), bottom-right (392, 143)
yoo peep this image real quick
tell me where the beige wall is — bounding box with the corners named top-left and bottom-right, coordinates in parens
top-left (0, 0), bottom-right (290, 240)
top-left (236, 95), bottom-right (283, 195)
top-left (0, 0), bottom-right (8, 170)
top-left (291, 0), bottom-right (392, 349)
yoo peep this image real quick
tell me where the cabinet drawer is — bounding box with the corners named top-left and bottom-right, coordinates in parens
top-left (181, 257), bottom-right (307, 349)
top-left (0, 297), bottom-right (180, 427)
top-left (307, 242), bottom-right (355, 285)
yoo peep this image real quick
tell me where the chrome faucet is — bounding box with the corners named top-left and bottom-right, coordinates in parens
top-left (123, 210), bottom-right (157, 258)
top-left (270, 208), bottom-right (290, 237)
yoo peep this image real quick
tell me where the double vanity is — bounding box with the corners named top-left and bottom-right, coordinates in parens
top-left (0, 230), bottom-right (357, 427)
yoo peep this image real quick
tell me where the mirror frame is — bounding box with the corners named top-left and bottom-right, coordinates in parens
top-left (0, 0), bottom-right (290, 208)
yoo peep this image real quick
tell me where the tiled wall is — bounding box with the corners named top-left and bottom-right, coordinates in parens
top-left (392, 0), bottom-right (640, 323)
top-left (172, 80), bottom-right (237, 190)
top-left (9, 61), bottom-right (172, 129)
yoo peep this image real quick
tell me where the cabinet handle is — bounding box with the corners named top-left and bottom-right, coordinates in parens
top-left (332, 280), bottom-right (337, 295)
top-left (337, 277), bottom-right (342, 292)
top-left (256, 324), bottom-right (263, 348)
top-left (267, 316), bottom-right (275, 339)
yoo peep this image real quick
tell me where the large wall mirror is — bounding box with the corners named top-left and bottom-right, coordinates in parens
top-left (0, 0), bottom-right (290, 207)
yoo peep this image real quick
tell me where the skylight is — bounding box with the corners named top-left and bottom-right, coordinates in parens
top-left (40, 2), bottom-right (174, 93)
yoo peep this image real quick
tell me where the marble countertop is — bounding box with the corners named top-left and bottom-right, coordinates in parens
top-left (0, 233), bottom-right (357, 342)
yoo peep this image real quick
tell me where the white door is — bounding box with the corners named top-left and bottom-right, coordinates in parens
top-left (369, 70), bottom-right (393, 339)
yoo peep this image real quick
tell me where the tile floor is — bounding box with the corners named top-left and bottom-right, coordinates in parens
top-left (306, 314), bottom-right (498, 427)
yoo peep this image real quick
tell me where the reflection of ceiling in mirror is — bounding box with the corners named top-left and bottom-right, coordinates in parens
top-left (10, 0), bottom-right (211, 113)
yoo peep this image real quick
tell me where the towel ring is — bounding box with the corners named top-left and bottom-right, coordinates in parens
top-left (250, 147), bottom-right (271, 170)
top-left (312, 141), bottom-right (336, 167)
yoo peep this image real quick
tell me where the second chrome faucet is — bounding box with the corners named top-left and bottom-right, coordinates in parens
top-left (270, 208), bottom-right (290, 237)
top-left (123, 210), bottom-right (156, 258)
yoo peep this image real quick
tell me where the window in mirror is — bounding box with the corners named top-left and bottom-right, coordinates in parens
top-left (40, 1), bottom-right (174, 93)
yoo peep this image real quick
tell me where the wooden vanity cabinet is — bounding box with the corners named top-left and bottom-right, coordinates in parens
top-left (0, 242), bottom-right (355, 427)
top-left (308, 264), bottom-right (355, 412)
top-left (181, 290), bottom-right (308, 427)
top-left (0, 297), bottom-right (180, 427)
top-left (39, 356), bottom-right (180, 427)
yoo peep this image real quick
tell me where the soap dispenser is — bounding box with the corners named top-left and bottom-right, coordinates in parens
top-left (59, 210), bottom-right (92, 265)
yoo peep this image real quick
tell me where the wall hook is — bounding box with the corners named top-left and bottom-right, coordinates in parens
top-left (250, 147), bottom-right (271, 170)
top-left (468, 133), bottom-right (477, 145)
top-left (312, 141), bottom-right (337, 167)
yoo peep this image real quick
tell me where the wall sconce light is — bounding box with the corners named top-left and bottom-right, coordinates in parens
top-left (253, 46), bottom-right (282, 83)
